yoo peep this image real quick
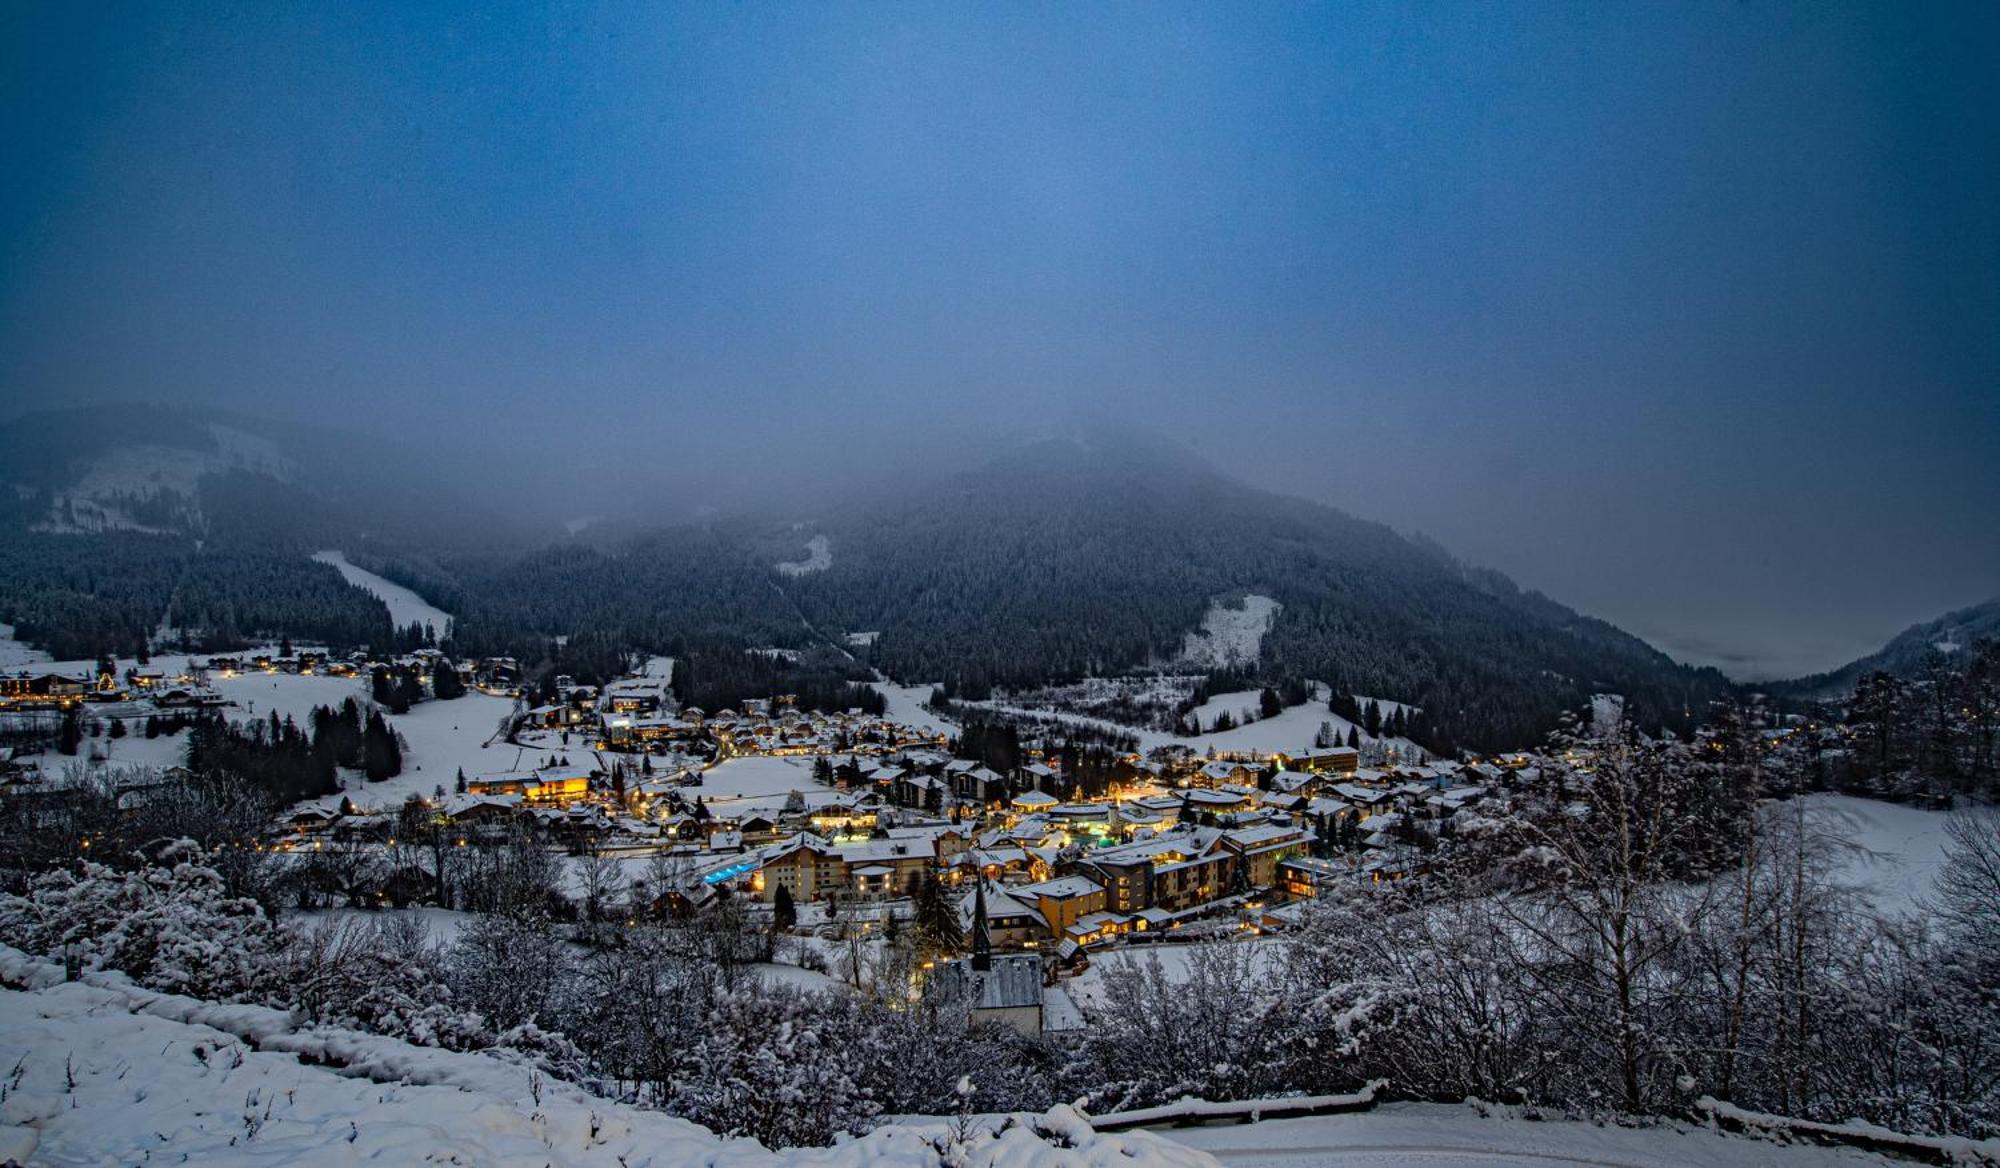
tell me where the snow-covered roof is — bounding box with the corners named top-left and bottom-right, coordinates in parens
top-left (1017, 875), bottom-right (1104, 900)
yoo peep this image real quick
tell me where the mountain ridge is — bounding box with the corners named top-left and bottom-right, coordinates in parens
top-left (1772, 597), bottom-right (2000, 698)
top-left (0, 405), bottom-right (1732, 751)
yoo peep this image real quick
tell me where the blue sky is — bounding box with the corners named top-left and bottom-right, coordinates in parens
top-left (3, 1), bottom-right (1996, 677)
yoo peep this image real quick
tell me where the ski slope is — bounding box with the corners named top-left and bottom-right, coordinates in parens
top-left (311, 550), bottom-right (455, 638)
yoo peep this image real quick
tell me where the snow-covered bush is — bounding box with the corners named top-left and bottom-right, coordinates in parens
top-left (0, 840), bottom-right (283, 1001)
top-left (670, 984), bottom-right (884, 1146)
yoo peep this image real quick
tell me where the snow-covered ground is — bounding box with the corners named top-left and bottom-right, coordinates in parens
top-left (33, 426), bottom-right (293, 534)
top-left (1179, 595), bottom-right (1280, 669)
top-left (311, 550), bottom-right (455, 639)
top-left (290, 905), bottom-right (477, 946)
top-left (1065, 937), bottom-right (1285, 1011)
top-left (0, 624), bottom-right (50, 671)
top-left (0, 946), bottom-right (1210, 1167)
top-left (871, 681), bottom-right (959, 737)
top-left (341, 690), bottom-right (522, 808)
top-left (1802, 793), bottom-right (1953, 919)
top-left (698, 755), bottom-right (844, 817)
top-left (775, 534), bottom-right (833, 577)
top-left (1155, 1103), bottom-right (1894, 1167)
top-left (962, 681), bottom-right (1420, 760)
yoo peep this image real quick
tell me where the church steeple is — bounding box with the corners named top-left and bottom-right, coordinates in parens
top-left (971, 877), bottom-right (993, 971)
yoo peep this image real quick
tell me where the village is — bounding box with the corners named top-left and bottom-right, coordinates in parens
top-left (0, 642), bottom-right (1552, 1033)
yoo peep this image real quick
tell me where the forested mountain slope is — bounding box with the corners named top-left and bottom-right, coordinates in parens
top-left (0, 405), bottom-right (523, 656)
top-left (774, 436), bottom-right (1729, 750)
top-left (0, 409), bottom-right (1729, 751)
top-left (1774, 597), bottom-right (2000, 699)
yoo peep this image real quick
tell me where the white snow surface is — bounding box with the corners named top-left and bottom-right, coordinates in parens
top-left (31, 426), bottom-right (294, 534)
top-left (696, 755), bottom-right (844, 817)
top-left (347, 690), bottom-right (530, 808)
top-left (964, 680), bottom-right (1418, 759)
top-left (1155, 1102), bottom-right (1894, 1167)
top-left (311, 550), bottom-right (455, 638)
top-left (0, 946), bottom-right (1214, 1168)
top-left (0, 624), bottom-right (51, 671)
top-left (871, 681), bottom-right (959, 737)
top-left (775, 534), bottom-right (834, 577)
top-left (1179, 595), bottom-right (1280, 669)
top-left (1803, 793), bottom-right (1954, 919)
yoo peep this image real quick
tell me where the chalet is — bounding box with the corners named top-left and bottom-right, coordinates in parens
top-left (834, 836), bottom-right (932, 898)
top-left (440, 793), bottom-right (524, 828)
top-left (467, 765), bottom-right (593, 806)
top-left (949, 764), bottom-right (1008, 805)
top-left (736, 813), bottom-right (784, 845)
top-left (601, 678), bottom-right (674, 716)
top-left (958, 846), bottom-right (1042, 882)
top-left (894, 771), bottom-right (948, 811)
top-left (809, 792), bottom-right (879, 835)
top-left (1009, 789), bottom-right (1058, 816)
top-left (1178, 787), bottom-right (1253, 816)
top-left (0, 672), bottom-right (89, 706)
top-left (1046, 801), bottom-right (1115, 835)
top-left (1078, 828), bottom-right (1234, 916)
top-left (753, 834), bottom-right (846, 902)
top-left (1328, 783), bottom-right (1395, 816)
top-left (1278, 747), bottom-right (1362, 775)
top-left (1014, 874), bottom-right (1108, 938)
top-left (1198, 760), bottom-right (1255, 787)
top-left (959, 880), bottom-right (1044, 949)
top-left (1220, 823), bottom-right (1311, 889)
top-left (1278, 855), bottom-right (1353, 899)
top-left (281, 801), bottom-right (343, 834)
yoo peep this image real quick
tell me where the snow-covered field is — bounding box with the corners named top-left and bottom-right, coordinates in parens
top-left (1180, 595), bottom-right (1280, 668)
top-left (699, 755), bottom-right (844, 816)
top-left (311, 549), bottom-right (455, 638)
top-left (1155, 1104), bottom-right (1894, 1167)
top-left (0, 946), bottom-right (1210, 1167)
top-left (776, 533), bottom-right (833, 577)
top-left (344, 690), bottom-right (520, 808)
top-left (1803, 793), bottom-right (1953, 918)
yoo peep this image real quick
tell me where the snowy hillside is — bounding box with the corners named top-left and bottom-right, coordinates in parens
top-left (776, 534), bottom-right (834, 577)
top-left (30, 423), bottom-right (296, 535)
top-left (312, 550), bottom-right (455, 638)
top-left (1179, 595), bottom-right (1279, 668)
top-left (0, 946), bottom-right (1213, 1168)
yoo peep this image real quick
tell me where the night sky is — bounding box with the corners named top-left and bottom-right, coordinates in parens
top-left (3, 2), bottom-right (1996, 679)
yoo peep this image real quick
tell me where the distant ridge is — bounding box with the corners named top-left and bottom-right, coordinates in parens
top-left (1772, 597), bottom-right (2000, 698)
